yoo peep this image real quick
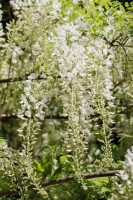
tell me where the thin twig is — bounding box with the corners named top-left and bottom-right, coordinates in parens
top-left (0, 73), bottom-right (39, 84)
top-left (0, 114), bottom-right (68, 121)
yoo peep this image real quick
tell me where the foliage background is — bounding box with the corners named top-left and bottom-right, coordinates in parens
top-left (0, 0), bottom-right (133, 199)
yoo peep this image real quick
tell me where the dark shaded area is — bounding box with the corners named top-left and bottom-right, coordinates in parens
top-left (112, 0), bottom-right (133, 9)
top-left (0, 116), bottom-right (21, 148)
top-left (0, 0), bottom-right (14, 30)
top-left (116, 0), bottom-right (133, 3)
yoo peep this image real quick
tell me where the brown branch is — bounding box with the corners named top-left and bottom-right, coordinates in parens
top-left (0, 170), bottom-right (121, 198)
top-left (113, 79), bottom-right (125, 91)
top-left (0, 72), bottom-right (58, 84)
top-left (0, 114), bottom-right (68, 122)
top-left (41, 170), bottom-right (121, 187)
top-left (0, 73), bottom-right (44, 84)
top-left (0, 76), bottom-right (26, 84)
top-left (0, 113), bottom-right (102, 122)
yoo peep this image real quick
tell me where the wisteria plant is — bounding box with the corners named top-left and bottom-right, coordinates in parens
top-left (0, 0), bottom-right (133, 199)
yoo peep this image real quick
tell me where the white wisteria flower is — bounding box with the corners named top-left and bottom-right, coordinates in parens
top-left (121, 146), bottom-right (133, 182)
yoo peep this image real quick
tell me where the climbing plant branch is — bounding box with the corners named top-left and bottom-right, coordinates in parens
top-left (0, 170), bottom-right (122, 198)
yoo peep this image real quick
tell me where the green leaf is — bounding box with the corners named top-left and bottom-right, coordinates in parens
top-left (60, 155), bottom-right (68, 165)
top-left (108, 1), bottom-right (112, 6)
top-left (69, 12), bottom-right (78, 21)
top-left (94, 0), bottom-right (98, 3)
top-left (104, 2), bottom-right (110, 10)
top-left (92, 179), bottom-right (103, 187)
top-left (119, 5), bottom-right (125, 12)
top-left (36, 163), bottom-right (44, 173)
top-left (0, 138), bottom-right (6, 142)
top-left (101, 187), bottom-right (111, 193)
top-left (98, 20), bottom-right (104, 26)
top-left (125, 2), bottom-right (129, 8)
top-left (117, 161), bottom-right (123, 169)
top-left (92, 177), bottom-right (109, 186)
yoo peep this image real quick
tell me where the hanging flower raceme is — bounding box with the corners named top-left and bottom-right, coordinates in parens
top-left (10, 0), bottom-right (61, 18)
top-left (47, 15), bottom-right (115, 180)
top-left (121, 146), bottom-right (133, 184)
